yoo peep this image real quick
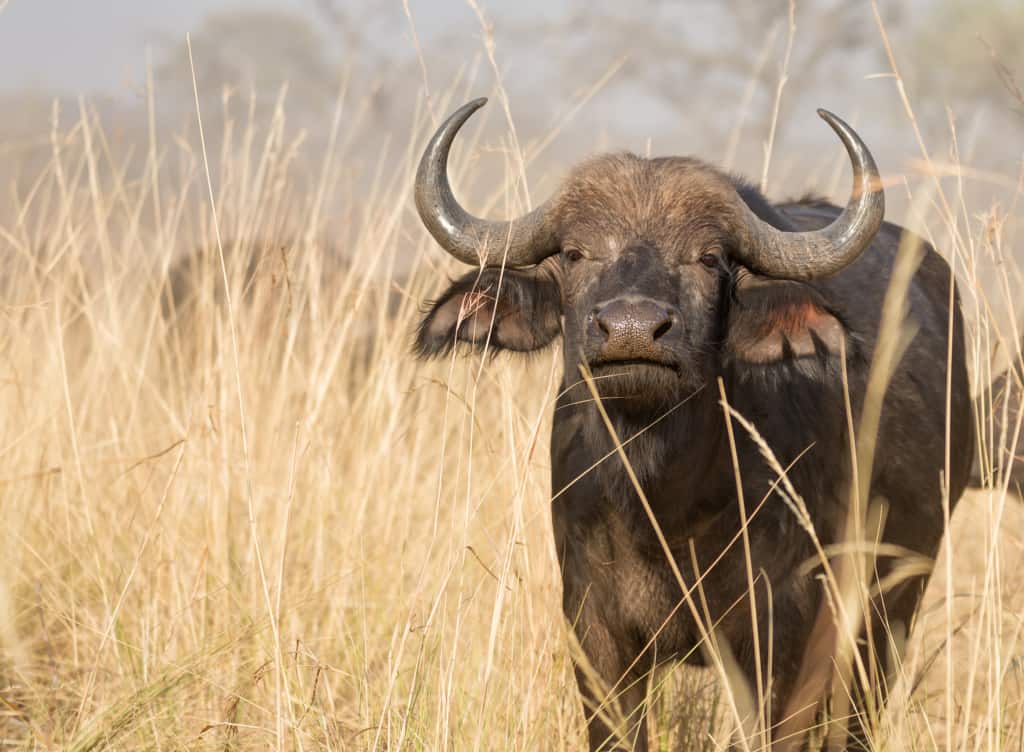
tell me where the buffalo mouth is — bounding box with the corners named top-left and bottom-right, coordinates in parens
top-left (589, 357), bottom-right (680, 372)
top-left (582, 357), bottom-right (688, 409)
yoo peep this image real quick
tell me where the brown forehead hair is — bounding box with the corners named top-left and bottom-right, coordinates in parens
top-left (550, 153), bottom-right (746, 253)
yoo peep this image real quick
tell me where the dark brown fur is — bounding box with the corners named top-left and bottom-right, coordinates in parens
top-left (415, 153), bottom-right (975, 750)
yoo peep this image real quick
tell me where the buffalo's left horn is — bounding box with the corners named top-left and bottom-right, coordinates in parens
top-left (414, 98), bottom-right (559, 267)
top-left (737, 109), bottom-right (885, 280)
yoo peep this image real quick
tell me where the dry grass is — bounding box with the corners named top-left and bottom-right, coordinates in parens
top-left (0, 40), bottom-right (1022, 752)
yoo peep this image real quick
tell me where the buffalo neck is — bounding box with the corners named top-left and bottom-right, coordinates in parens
top-left (556, 375), bottom-right (733, 531)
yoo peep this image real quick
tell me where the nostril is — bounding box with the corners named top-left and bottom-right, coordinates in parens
top-left (652, 317), bottom-right (673, 341)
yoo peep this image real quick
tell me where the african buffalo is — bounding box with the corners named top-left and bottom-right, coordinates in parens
top-left (162, 238), bottom-right (299, 321)
top-left (413, 98), bottom-right (975, 750)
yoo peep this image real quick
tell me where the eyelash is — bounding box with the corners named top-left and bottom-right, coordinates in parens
top-left (699, 252), bottom-right (719, 268)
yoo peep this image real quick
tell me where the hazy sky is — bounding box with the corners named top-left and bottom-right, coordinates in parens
top-left (0, 1), bottom-right (325, 95)
top-left (0, 0), bottom-right (506, 97)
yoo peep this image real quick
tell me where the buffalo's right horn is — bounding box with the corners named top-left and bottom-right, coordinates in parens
top-left (414, 98), bottom-right (558, 267)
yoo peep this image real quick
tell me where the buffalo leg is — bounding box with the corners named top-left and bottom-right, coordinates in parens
top-left (738, 633), bottom-right (816, 751)
top-left (573, 660), bottom-right (650, 752)
top-left (844, 577), bottom-right (924, 749)
top-left (566, 595), bottom-right (651, 751)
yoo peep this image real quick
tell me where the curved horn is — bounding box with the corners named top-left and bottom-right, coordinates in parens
top-left (414, 98), bottom-right (558, 267)
top-left (736, 109), bottom-right (885, 280)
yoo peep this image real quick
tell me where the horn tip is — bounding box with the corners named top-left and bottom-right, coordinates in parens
top-left (816, 108), bottom-right (842, 126)
top-left (447, 97), bottom-right (488, 125)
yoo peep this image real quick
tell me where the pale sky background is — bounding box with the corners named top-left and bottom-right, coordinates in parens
top-left (0, 1), bottom-right (226, 94)
top-left (1, 1), bottom-right (389, 94)
top-left (0, 0), bottom-right (510, 97)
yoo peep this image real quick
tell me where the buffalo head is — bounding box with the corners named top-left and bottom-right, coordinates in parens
top-left (414, 98), bottom-right (883, 412)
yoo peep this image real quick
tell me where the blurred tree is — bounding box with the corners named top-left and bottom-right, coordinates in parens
top-left (535, 0), bottom-right (890, 99)
top-left (155, 9), bottom-right (342, 128)
top-left (476, 0), bottom-right (907, 169)
top-left (313, 0), bottom-right (402, 65)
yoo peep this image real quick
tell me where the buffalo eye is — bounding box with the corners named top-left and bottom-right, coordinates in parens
top-left (563, 246), bottom-right (584, 263)
top-left (699, 251), bottom-right (720, 269)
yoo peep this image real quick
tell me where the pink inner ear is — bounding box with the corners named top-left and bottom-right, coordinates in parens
top-left (741, 302), bottom-right (845, 364)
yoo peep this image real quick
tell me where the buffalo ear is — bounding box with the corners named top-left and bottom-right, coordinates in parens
top-left (727, 272), bottom-right (846, 365)
top-left (415, 265), bottom-right (562, 357)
